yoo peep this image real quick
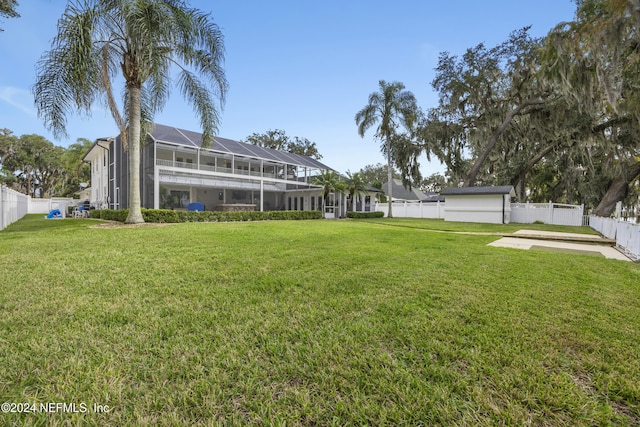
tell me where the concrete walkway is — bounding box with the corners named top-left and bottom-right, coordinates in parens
top-left (488, 229), bottom-right (631, 261)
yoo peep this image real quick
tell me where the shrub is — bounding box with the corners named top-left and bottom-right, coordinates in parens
top-left (347, 211), bottom-right (384, 219)
top-left (91, 209), bottom-right (128, 222)
top-left (90, 209), bottom-right (323, 223)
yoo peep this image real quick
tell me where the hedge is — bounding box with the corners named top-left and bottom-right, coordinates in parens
top-left (90, 209), bottom-right (323, 223)
top-left (346, 211), bottom-right (384, 219)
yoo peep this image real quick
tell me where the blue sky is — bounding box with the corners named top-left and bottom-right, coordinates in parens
top-left (0, 0), bottom-right (576, 175)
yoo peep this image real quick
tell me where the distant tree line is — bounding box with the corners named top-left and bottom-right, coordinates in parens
top-left (243, 129), bottom-right (323, 160)
top-left (355, 0), bottom-right (640, 217)
top-left (0, 129), bottom-right (91, 198)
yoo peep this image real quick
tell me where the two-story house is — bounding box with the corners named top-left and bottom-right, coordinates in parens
top-left (83, 124), bottom-right (371, 217)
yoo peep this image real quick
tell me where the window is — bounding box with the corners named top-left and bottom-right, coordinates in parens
top-left (300, 197), bottom-right (304, 210)
top-left (311, 197), bottom-right (315, 210)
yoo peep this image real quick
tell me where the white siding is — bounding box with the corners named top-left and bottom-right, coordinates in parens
top-left (444, 194), bottom-right (510, 224)
top-left (88, 149), bottom-right (109, 208)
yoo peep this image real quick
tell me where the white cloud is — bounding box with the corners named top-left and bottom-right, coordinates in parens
top-left (0, 86), bottom-right (36, 116)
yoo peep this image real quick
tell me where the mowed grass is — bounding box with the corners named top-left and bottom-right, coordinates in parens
top-left (358, 217), bottom-right (600, 234)
top-left (1, 215), bottom-right (639, 426)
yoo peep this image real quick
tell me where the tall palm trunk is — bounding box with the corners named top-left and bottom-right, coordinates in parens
top-left (125, 85), bottom-right (145, 224)
top-left (386, 136), bottom-right (393, 218)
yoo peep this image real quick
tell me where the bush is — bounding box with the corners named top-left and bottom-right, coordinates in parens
top-left (91, 209), bottom-right (128, 222)
top-left (90, 209), bottom-right (323, 223)
top-left (347, 211), bottom-right (385, 219)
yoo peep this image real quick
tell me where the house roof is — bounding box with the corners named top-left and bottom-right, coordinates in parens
top-left (382, 179), bottom-right (429, 201)
top-left (149, 124), bottom-right (330, 170)
top-left (440, 185), bottom-right (515, 196)
top-left (424, 192), bottom-right (446, 202)
top-left (81, 137), bottom-right (112, 162)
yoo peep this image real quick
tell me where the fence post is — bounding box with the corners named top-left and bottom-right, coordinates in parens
top-left (615, 201), bottom-right (622, 219)
top-left (0, 185), bottom-right (4, 231)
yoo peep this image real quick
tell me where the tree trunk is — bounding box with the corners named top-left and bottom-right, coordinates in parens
top-left (592, 160), bottom-right (640, 217)
top-left (464, 99), bottom-right (545, 187)
top-left (464, 108), bottom-right (521, 187)
top-left (509, 139), bottom-right (561, 193)
top-left (386, 137), bottom-right (393, 218)
top-left (125, 85), bottom-right (145, 224)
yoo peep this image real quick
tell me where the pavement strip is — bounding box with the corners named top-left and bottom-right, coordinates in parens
top-left (488, 229), bottom-right (631, 262)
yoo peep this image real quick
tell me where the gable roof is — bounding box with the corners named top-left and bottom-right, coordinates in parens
top-left (424, 192), bottom-right (446, 202)
top-left (382, 179), bottom-right (429, 201)
top-left (149, 124), bottom-right (330, 170)
top-left (440, 185), bottom-right (515, 196)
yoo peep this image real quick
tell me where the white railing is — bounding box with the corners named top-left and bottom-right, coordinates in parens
top-left (375, 201), bottom-right (445, 218)
top-left (1, 186), bottom-right (77, 231)
top-left (511, 202), bottom-right (584, 226)
top-left (590, 216), bottom-right (640, 261)
top-left (157, 159), bottom-right (309, 182)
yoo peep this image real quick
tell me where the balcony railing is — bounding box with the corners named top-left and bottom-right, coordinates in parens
top-left (156, 159), bottom-right (306, 182)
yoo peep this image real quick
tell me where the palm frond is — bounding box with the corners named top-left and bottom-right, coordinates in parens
top-left (177, 70), bottom-right (220, 146)
top-left (33, 3), bottom-right (102, 138)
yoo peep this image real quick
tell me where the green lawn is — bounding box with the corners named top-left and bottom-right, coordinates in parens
top-left (358, 217), bottom-right (599, 234)
top-left (1, 215), bottom-right (639, 426)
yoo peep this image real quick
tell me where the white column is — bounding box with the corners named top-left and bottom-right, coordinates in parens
top-left (260, 179), bottom-right (264, 211)
top-left (153, 166), bottom-right (160, 209)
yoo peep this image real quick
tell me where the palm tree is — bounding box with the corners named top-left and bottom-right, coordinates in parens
top-left (313, 170), bottom-right (346, 218)
top-left (34, 0), bottom-right (228, 223)
top-left (345, 171), bottom-right (367, 212)
top-left (355, 80), bottom-right (418, 218)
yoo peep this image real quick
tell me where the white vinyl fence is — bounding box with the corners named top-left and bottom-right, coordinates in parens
top-left (376, 200), bottom-right (584, 226)
top-left (1, 185), bottom-right (29, 231)
top-left (375, 201), bottom-right (445, 219)
top-left (510, 202), bottom-right (584, 226)
top-left (1, 185), bottom-right (76, 231)
top-left (28, 197), bottom-right (75, 216)
top-left (590, 216), bottom-right (640, 261)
